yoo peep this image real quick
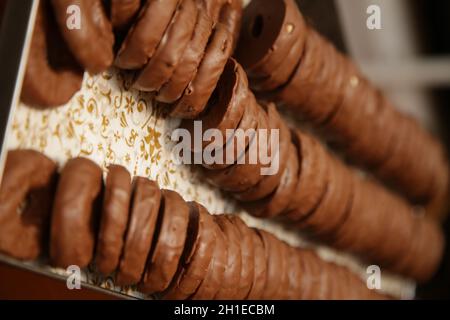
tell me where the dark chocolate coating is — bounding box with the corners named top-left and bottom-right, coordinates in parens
top-left (213, 215), bottom-right (242, 300)
top-left (51, 0), bottom-right (114, 74)
top-left (95, 165), bottom-right (132, 275)
top-left (284, 130), bottom-right (329, 220)
top-left (172, 23), bottom-right (233, 119)
top-left (110, 0), bottom-right (141, 30)
top-left (164, 202), bottom-right (216, 299)
top-left (242, 142), bottom-right (299, 218)
top-left (219, 0), bottom-right (243, 51)
top-left (140, 189), bottom-right (190, 294)
top-left (115, 0), bottom-right (180, 69)
top-left (0, 150), bottom-right (56, 260)
top-left (116, 177), bottom-right (161, 286)
top-left (133, 0), bottom-right (197, 92)
top-left (50, 157), bottom-right (102, 268)
top-left (0, 150), bottom-right (394, 298)
top-left (234, 103), bottom-right (291, 202)
top-left (236, 0), bottom-right (305, 78)
top-left (180, 58), bottom-right (246, 153)
top-left (190, 215), bottom-right (227, 300)
top-left (158, 9), bottom-right (214, 104)
top-left (21, 2), bottom-right (83, 108)
top-left (245, 228), bottom-right (268, 300)
top-left (227, 215), bottom-right (255, 300)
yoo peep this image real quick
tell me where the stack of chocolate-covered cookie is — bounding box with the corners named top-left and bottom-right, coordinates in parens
top-left (22, 0), bottom-right (241, 115)
top-left (183, 59), bottom-right (444, 283)
top-left (236, 0), bottom-right (449, 220)
top-left (0, 150), bottom-right (386, 300)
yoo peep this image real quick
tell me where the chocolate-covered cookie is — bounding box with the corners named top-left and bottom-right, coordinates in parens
top-left (115, 0), bottom-right (180, 69)
top-left (50, 157), bottom-right (102, 268)
top-left (273, 29), bottom-right (329, 119)
top-left (202, 91), bottom-right (259, 170)
top-left (140, 189), bottom-right (190, 294)
top-left (236, 0), bottom-right (306, 78)
top-left (227, 215), bottom-right (255, 300)
top-left (191, 216), bottom-right (227, 300)
top-left (219, 0), bottom-right (243, 51)
top-left (116, 177), bottom-right (161, 286)
top-left (245, 228), bottom-right (267, 300)
top-left (234, 102), bottom-right (291, 202)
top-left (250, 31), bottom-right (304, 91)
top-left (214, 214), bottom-right (242, 300)
top-left (95, 165), bottom-right (132, 275)
top-left (0, 150), bottom-right (56, 260)
top-left (110, 0), bottom-right (141, 30)
top-left (205, 102), bottom-right (270, 192)
top-left (284, 130), bottom-right (329, 221)
top-left (296, 156), bottom-right (354, 237)
top-left (172, 23), bottom-right (233, 118)
top-left (242, 142), bottom-right (298, 218)
top-left (21, 1), bottom-right (83, 108)
top-left (258, 230), bottom-right (282, 299)
top-left (133, 0), bottom-right (197, 91)
top-left (158, 9), bottom-right (214, 103)
top-left (164, 202), bottom-right (216, 299)
top-left (180, 58), bottom-right (247, 152)
top-left (51, 0), bottom-right (114, 74)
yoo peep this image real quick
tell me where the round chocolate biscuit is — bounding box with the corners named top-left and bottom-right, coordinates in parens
top-left (0, 150), bottom-right (56, 260)
top-left (258, 230), bottom-right (282, 299)
top-left (214, 214), bottom-right (242, 300)
top-left (21, 2), bottom-right (83, 108)
top-left (251, 32), bottom-right (305, 91)
top-left (242, 142), bottom-right (299, 219)
top-left (284, 130), bottom-right (329, 221)
top-left (234, 102), bottom-right (291, 202)
top-left (163, 202), bottom-right (216, 299)
top-left (245, 228), bottom-right (268, 300)
top-left (115, 0), bottom-right (180, 69)
top-left (172, 23), bottom-right (233, 119)
top-left (202, 91), bottom-right (259, 170)
top-left (110, 0), bottom-right (141, 30)
top-left (95, 165), bottom-right (132, 275)
top-left (158, 9), bottom-right (214, 104)
top-left (236, 0), bottom-right (306, 78)
top-left (190, 216), bottom-right (228, 300)
top-left (116, 177), bottom-right (161, 286)
top-left (296, 156), bottom-right (354, 237)
top-left (180, 58), bottom-right (247, 153)
top-left (50, 157), bottom-right (102, 268)
top-left (227, 215), bottom-right (255, 300)
top-left (219, 0), bottom-right (243, 51)
top-left (51, 0), bottom-right (114, 74)
top-left (133, 0), bottom-right (197, 92)
top-left (139, 189), bottom-right (190, 294)
top-left (273, 28), bottom-right (325, 115)
top-left (204, 102), bottom-right (270, 192)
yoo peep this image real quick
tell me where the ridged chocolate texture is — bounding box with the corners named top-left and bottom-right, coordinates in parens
top-left (196, 60), bottom-right (444, 282)
top-left (0, 151), bottom-right (387, 300)
top-left (236, 0), bottom-right (449, 220)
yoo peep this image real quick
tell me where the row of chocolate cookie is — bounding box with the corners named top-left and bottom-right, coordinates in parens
top-left (235, 0), bottom-right (449, 220)
top-left (0, 149), bottom-right (386, 300)
top-left (182, 59), bottom-right (444, 283)
top-left (21, 0), bottom-right (241, 112)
